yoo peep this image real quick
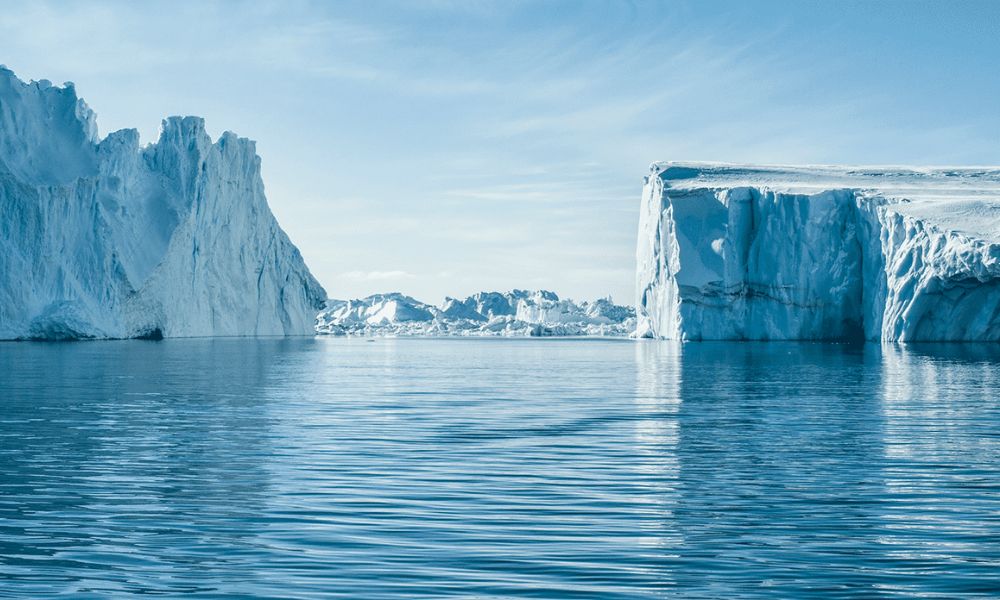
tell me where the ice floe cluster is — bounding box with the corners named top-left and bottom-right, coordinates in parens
top-left (316, 290), bottom-right (635, 337)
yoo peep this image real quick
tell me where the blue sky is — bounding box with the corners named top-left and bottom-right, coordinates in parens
top-left (2, 0), bottom-right (999, 304)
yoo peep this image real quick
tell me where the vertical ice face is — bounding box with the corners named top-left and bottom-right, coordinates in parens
top-left (0, 67), bottom-right (326, 340)
top-left (876, 207), bottom-right (1000, 342)
top-left (636, 163), bottom-right (1000, 342)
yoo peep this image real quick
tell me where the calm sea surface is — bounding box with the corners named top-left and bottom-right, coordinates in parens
top-left (1, 338), bottom-right (999, 598)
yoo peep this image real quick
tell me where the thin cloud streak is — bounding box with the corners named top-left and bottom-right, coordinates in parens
top-left (341, 270), bottom-right (417, 281)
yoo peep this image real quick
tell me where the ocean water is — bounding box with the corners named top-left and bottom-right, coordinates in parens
top-left (1, 337), bottom-right (999, 598)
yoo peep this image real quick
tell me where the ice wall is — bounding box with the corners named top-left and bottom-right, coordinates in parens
top-left (636, 163), bottom-right (1000, 342)
top-left (0, 67), bottom-right (326, 340)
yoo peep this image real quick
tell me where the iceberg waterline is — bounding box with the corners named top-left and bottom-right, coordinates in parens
top-left (636, 162), bottom-right (1000, 341)
top-left (0, 67), bottom-right (326, 340)
top-left (8, 65), bottom-right (996, 344)
top-left (316, 290), bottom-right (635, 337)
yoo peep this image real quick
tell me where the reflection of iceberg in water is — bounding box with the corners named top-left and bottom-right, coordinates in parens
top-left (633, 341), bottom-right (684, 555)
top-left (661, 343), bottom-right (896, 594)
top-left (878, 344), bottom-right (1000, 575)
top-left (630, 342), bottom-right (1000, 595)
top-left (0, 338), bottom-right (321, 591)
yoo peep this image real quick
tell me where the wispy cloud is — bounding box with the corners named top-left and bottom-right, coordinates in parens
top-left (341, 270), bottom-right (416, 281)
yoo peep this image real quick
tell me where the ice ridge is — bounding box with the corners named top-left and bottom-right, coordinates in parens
top-left (316, 290), bottom-right (635, 337)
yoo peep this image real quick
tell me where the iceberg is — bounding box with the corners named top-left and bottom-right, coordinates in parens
top-left (0, 67), bottom-right (325, 340)
top-left (636, 162), bottom-right (1000, 342)
top-left (316, 290), bottom-right (636, 337)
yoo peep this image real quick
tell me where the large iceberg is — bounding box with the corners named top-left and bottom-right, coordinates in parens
top-left (636, 162), bottom-right (1000, 341)
top-left (0, 67), bottom-right (325, 340)
top-left (316, 290), bottom-right (635, 337)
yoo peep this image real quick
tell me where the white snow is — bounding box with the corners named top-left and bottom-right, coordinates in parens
top-left (316, 290), bottom-right (635, 337)
top-left (0, 67), bottom-right (326, 340)
top-left (637, 162), bottom-right (1000, 342)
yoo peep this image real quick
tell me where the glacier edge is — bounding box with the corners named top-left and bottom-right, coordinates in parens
top-left (0, 67), bottom-right (326, 340)
top-left (636, 162), bottom-right (1000, 342)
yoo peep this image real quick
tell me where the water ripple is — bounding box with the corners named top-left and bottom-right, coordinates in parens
top-left (1, 338), bottom-right (999, 597)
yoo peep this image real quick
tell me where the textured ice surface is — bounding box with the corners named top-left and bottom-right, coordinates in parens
top-left (316, 290), bottom-right (635, 337)
top-left (636, 162), bottom-right (1000, 341)
top-left (0, 68), bottom-right (326, 340)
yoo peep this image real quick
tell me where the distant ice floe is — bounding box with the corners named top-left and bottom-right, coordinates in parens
top-left (316, 290), bottom-right (635, 337)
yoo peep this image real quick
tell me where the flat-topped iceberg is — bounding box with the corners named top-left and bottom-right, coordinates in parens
top-left (0, 67), bottom-right (326, 340)
top-left (636, 162), bottom-right (1000, 342)
top-left (316, 290), bottom-right (635, 337)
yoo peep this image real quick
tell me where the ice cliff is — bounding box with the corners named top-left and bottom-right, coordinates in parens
top-left (636, 163), bottom-right (1000, 342)
top-left (316, 290), bottom-right (635, 337)
top-left (0, 67), bottom-right (325, 340)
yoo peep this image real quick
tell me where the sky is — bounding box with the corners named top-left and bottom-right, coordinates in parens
top-left (2, 0), bottom-right (999, 305)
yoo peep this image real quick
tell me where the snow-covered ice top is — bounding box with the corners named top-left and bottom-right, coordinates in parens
top-left (0, 67), bottom-right (326, 339)
top-left (316, 290), bottom-right (635, 337)
top-left (651, 162), bottom-right (1000, 243)
top-left (652, 161), bottom-right (1000, 192)
top-left (638, 162), bottom-right (1000, 342)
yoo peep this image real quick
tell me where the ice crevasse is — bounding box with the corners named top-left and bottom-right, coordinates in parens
top-left (636, 162), bottom-right (1000, 341)
top-left (0, 67), bottom-right (326, 340)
